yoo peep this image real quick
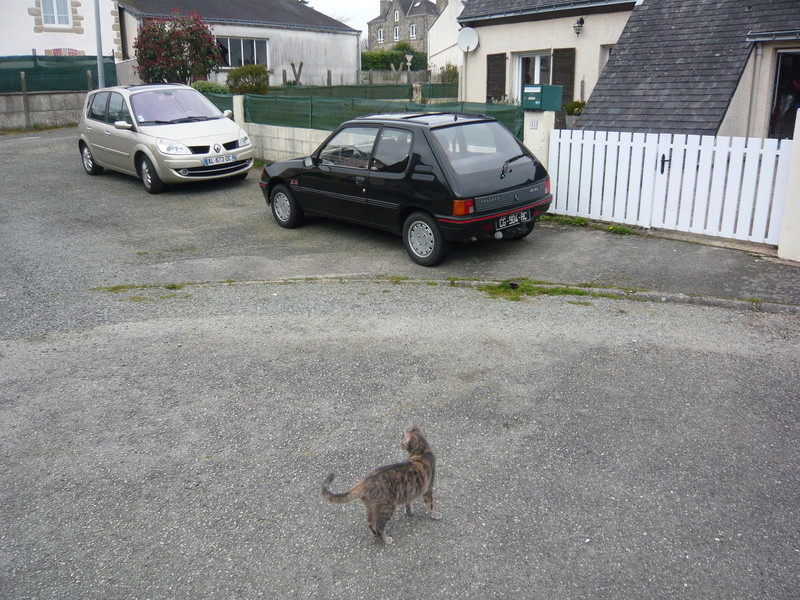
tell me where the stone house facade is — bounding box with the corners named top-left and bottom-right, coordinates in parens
top-left (367, 0), bottom-right (444, 53)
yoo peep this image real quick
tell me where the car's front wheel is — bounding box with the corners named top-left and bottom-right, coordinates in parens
top-left (80, 142), bottom-right (103, 175)
top-left (139, 155), bottom-right (164, 194)
top-left (270, 184), bottom-right (304, 228)
top-left (403, 211), bottom-right (448, 267)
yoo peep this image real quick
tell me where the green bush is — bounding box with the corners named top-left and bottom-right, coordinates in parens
top-left (362, 43), bottom-right (427, 71)
top-left (191, 80), bottom-right (229, 94)
top-left (439, 63), bottom-right (459, 84)
top-left (226, 64), bottom-right (270, 95)
top-left (564, 100), bottom-right (586, 115)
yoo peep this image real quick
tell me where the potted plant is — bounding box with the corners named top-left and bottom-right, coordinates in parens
top-left (564, 100), bottom-right (586, 128)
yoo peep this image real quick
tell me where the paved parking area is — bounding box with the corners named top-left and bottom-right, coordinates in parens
top-left (1, 129), bottom-right (799, 599)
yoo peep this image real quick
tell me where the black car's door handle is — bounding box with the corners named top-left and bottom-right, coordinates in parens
top-left (354, 175), bottom-right (366, 185)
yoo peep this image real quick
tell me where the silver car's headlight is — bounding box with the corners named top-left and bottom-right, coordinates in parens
top-left (156, 138), bottom-right (191, 155)
top-left (239, 131), bottom-right (251, 147)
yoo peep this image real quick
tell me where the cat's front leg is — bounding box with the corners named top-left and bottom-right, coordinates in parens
top-left (405, 503), bottom-right (413, 516)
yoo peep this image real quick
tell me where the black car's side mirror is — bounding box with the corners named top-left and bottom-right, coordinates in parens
top-left (303, 156), bottom-right (315, 168)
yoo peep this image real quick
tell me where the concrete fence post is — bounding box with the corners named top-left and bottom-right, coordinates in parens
top-left (232, 95), bottom-right (245, 126)
top-left (20, 72), bottom-right (31, 129)
top-left (777, 109), bottom-right (800, 262)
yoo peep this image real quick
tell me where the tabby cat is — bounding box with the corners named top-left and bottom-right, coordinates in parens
top-left (321, 423), bottom-right (441, 545)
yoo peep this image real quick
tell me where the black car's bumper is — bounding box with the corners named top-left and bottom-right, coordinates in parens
top-left (436, 196), bottom-right (552, 242)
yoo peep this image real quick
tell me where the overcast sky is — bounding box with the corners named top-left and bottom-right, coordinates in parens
top-left (308, 0), bottom-right (376, 35)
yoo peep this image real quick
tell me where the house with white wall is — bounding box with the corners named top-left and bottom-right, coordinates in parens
top-left (118, 0), bottom-right (360, 86)
top-left (0, 0), bottom-right (121, 58)
top-left (427, 0), bottom-right (467, 82)
top-left (458, 0), bottom-right (635, 126)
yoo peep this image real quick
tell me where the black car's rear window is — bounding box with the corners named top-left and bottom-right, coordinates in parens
top-left (431, 121), bottom-right (529, 175)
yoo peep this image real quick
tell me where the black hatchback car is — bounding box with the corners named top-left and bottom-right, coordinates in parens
top-left (258, 112), bottom-right (551, 266)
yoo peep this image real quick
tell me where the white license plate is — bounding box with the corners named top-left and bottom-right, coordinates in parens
top-left (496, 209), bottom-right (531, 230)
top-left (203, 154), bottom-right (235, 166)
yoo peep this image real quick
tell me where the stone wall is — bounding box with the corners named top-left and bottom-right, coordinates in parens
top-left (0, 91), bottom-right (85, 129)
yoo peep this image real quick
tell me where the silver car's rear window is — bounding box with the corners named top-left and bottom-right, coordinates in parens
top-left (130, 88), bottom-right (223, 125)
top-left (431, 121), bottom-right (528, 175)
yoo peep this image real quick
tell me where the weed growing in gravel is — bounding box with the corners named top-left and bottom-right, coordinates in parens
top-left (479, 278), bottom-right (623, 302)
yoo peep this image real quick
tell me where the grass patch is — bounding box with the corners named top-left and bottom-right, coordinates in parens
top-left (163, 283), bottom-right (186, 290)
top-left (93, 284), bottom-right (152, 293)
top-left (479, 278), bottom-right (624, 302)
top-left (541, 214), bottom-right (589, 227)
top-left (542, 214), bottom-right (638, 235)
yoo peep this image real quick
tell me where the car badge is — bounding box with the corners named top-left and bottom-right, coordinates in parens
top-left (213, 143), bottom-right (222, 154)
top-left (514, 194), bottom-right (519, 201)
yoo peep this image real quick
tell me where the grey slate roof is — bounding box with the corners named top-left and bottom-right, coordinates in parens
top-left (119, 0), bottom-right (356, 33)
top-left (369, 0), bottom-right (439, 24)
top-left (460, 0), bottom-right (633, 23)
top-left (577, 0), bottom-right (800, 135)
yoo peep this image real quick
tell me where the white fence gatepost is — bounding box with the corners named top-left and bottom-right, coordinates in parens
top-left (778, 110), bottom-right (800, 261)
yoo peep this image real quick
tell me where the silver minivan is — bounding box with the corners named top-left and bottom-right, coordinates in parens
top-left (78, 84), bottom-right (253, 193)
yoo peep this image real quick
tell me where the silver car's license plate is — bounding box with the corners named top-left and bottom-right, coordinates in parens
top-left (496, 209), bottom-right (531, 230)
top-left (203, 154), bottom-right (235, 166)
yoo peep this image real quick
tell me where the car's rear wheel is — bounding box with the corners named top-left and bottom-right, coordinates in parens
top-left (139, 155), bottom-right (164, 194)
top-left (403, 211), bottom-right (448, 267)
top-left (270, 184), bottom-right (304, 228)
top-left (80, 143), bottom-right (103, 175)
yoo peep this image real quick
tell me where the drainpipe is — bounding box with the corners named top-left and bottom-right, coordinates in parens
top-left (746, 42), bottom-right (762, 137)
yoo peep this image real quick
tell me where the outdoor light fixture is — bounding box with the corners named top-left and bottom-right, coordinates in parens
top-left (573, 17), bottom-right (584, 35)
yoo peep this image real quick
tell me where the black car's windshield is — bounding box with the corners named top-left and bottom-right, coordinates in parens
top-left (130, 88), bottom-right (224, 125)
top-left (431, 121), bottom-right (530, 176)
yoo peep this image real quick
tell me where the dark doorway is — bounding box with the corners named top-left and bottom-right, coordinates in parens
top-left (769, 51), bottom-right (800, 139)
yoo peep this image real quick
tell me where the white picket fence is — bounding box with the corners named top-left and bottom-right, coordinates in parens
top-left (548, 130), bottom-right (794, 244)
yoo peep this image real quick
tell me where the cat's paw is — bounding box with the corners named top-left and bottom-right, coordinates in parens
top-left (429, 510), bottom-right (442, 520)
top-left (383, 535), bottom-right (394, 545)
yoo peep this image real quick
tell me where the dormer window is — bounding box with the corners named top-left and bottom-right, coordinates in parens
top-left (394, 10), bottom-right (400, 22)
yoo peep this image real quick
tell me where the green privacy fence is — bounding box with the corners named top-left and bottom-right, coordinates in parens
top-left (267, 84), bottom-right (412, 100)
top-left (420, 83), bottom-right (458, 99)
top-left (204, 92), bottom-right (234, 113)
top-left (0, 55), bottom-right (117, 93)
top-left (244, 95), bottom-right (524, 139)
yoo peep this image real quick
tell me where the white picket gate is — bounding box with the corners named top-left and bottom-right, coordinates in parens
top-left (548, 130), bottom-right (794, 244)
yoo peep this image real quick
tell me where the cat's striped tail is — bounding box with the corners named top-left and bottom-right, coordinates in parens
top-left (322, 473), bottom-right (365, 504)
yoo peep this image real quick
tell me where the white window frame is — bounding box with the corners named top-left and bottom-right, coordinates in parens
top-left (410, 24), bottom-right (417, 40)
top-left (394, 10), bottom-right (400, 22)
top-left (42, 0), bottom-right (71, 27)
top-left (217, 37), bottom-right (270, 68)
top-left (378, 28), bottom-right (384, 44)
top-left (513, 52), bottom-right (550, 101)
top-left (393, 26), bottom-right (400, 42)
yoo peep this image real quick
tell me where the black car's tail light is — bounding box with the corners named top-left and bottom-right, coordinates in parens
top-left (452, 198), bottom-right (475, 216)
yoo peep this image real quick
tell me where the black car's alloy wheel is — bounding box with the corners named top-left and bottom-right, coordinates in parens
top-left (403, 211), bottom-right (448, 267)
top-left (80, 143), bottom-right (103, 175)
top-left (270, 184), bottom-right (304, 228)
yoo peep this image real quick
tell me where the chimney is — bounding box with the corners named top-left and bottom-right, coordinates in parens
top-left (380, 0), bottom-right (391, 18)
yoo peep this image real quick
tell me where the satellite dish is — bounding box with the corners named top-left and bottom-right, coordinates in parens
top-left (457, 27), bottom-right (479, 52)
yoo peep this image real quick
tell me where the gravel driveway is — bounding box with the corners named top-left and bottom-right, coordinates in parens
top-left (1, 128), bottom-right (798, 599)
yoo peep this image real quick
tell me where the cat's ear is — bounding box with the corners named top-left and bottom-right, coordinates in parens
top-left (404, 430), bottom-right (417, 446)
top-left (410, 421), bottom-right (421, 432)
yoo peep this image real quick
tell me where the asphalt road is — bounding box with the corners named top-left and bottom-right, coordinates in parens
top-left (1, 128), bottom-right (799, 599)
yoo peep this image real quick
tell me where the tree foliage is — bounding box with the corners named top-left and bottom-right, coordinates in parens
top-left (134, 10), bottom-right (221, 84)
